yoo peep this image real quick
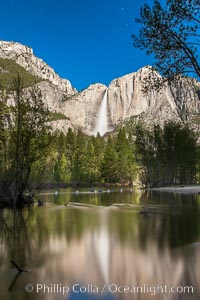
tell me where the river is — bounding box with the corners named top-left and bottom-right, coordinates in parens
top-left (0, 188), bottom-right (200, 299)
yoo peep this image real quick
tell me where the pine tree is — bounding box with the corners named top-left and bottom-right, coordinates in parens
top-left (65, 128), bottom-right (76, 169)
top-left (135, 121), bottom-right (200, 187)
top-left (71, 131), bottom-right (87, 185)
top-left (101, 137), bottom-right (119, 183)
top-left (116, 128), bottom-right (136, 184)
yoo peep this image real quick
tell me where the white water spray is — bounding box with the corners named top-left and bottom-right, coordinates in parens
top-left (93, 90), bottom-right (109, 136)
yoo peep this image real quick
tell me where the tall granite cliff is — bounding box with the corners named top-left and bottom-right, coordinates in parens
top-left (0, 40), bottom-right (76, 95)
top-left (0, 41), bottom-right (199, 135)
top-left (64, 66), bottom-right (200, 134)
top-left (107, 66), bottom-right (200, 125)
top-left (0, 40), bottom-right (77, 132)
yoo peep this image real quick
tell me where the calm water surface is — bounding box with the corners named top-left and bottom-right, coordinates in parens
top-left (0, 188), bottom-right (200, 300)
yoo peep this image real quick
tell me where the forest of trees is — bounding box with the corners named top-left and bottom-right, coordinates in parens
top-left (131, 0), bottom-right (200, 186)
top-left (20, 122), bottom-right (200, 190)
top-left (0, 0), bottom-right (200, 207)
top-left (0, 76), bottom-right (200, 208)
top-left (29, 128), bottom-right (137, 189)
top-left (0, 77), bottom-right (137, 208)
top-left (135, 122), bottom-right (200, 187)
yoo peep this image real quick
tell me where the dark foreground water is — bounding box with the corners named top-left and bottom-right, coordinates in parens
top-left (0, 188), bottom-right (200, 300)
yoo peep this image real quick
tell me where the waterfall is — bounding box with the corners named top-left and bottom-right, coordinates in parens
top-left (93, 89), bottom-right (114, 136)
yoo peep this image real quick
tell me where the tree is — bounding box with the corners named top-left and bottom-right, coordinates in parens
top-left (135, 121), bottom-right (200, 187)
top-left (101, 137), bottom-right (119, 183)
top-left (132, 0), bottom-right (200, 84)
top-left (1, 75), bottom-right (51, 205)
top-left (71, 131), bottom-right (87, 185)
top-left (90, 134), bottom-right (105, 183)
top-left (0, 101), bottom-right (5, 143)
top-left (0, 100), bottom-right (6, 185)
top-left (65, 128), bottom-right (76, 175)
top-left (116, 128), bottom-right (136, 184)
top-left (135, 124), bottom-right (157, 187)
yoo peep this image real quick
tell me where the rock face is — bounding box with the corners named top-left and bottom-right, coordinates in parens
top-left (63, 83), bottom-right (107, 133)
top-left (0, 40), bottom-right (77, 132)
top-left (107, 67), bottom-right (182, 126)
top-left (0, 40), bottom-right (76, 95)
top-left (0, 40), bottom-right (199, 135)
top-left (107, 66), bottom-right (200, 126)
top-left (64, 66), bottom-right (200, 134)
top-left (35, 81), bottom-right (66, 112)
top-left (50, 119), bottom-right (74, 134)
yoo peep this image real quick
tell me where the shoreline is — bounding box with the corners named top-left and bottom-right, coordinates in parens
top-left (151, 186), bottom-right (200, 194)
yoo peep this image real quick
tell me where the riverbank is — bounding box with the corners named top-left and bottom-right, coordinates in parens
top-left (151, 186), bottom-right (200, 194)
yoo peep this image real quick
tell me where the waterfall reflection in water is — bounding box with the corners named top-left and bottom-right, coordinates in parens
top-left (0, 191), bottom-right (200, 300)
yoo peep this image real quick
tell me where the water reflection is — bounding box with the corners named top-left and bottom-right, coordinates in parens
top-left (0, 190), bottom-right (200, 299)
top-left (38, 188), bottom-right (141, 206)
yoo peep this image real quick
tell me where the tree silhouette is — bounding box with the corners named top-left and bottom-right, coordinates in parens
top-left (132, 0), bottom-right (200, 86)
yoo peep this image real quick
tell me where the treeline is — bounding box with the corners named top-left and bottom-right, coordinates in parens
top-left (0, 75), bottom-right (136, 207)
top-left (30, 121), bottom-right (200, 189)
top-left (30, 128), bottom-right (137, 188)
top-left (1, 75), bottom-right (200, 207)
top-left (135, 122), bottom-right (200, 187)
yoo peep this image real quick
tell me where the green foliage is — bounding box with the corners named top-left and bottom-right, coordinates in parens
top-left (0, 75), bottom-right (51, 204)
top-left (135, 121), bottom-right (200, 187)
top-left (132, 0), bottom-right (200, 85)
top-left (0, 100), bottom-right (5, 143)
top-left (0, 100), bottom-right (6, 184)
top-left (101, 137), bottom-right (119, 183)
top-left (49, 112), bottom-right (69, 121)
top-left (0, 58), bottom-right (42, 91)
top-left (61, 95), bottom-right (73, 102)
top-left (115, 128), bottom-right (137, 184)
top-left (2, 85), bottom-right (199, 194)
top-left (61, 93), bottom-right (79, 102)
top-left (71, 131), bottom-right (88, 184)
top-left (30, 127), bottom-right (137, 187)
top-left (115, 116), bottom-right (139, 135)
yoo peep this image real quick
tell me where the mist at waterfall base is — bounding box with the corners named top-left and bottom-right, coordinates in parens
top-left (92, 90), bottom-right (114, 137)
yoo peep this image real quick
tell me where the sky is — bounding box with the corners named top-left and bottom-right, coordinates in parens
top-left (0, 0), bottom-right (156, 90)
